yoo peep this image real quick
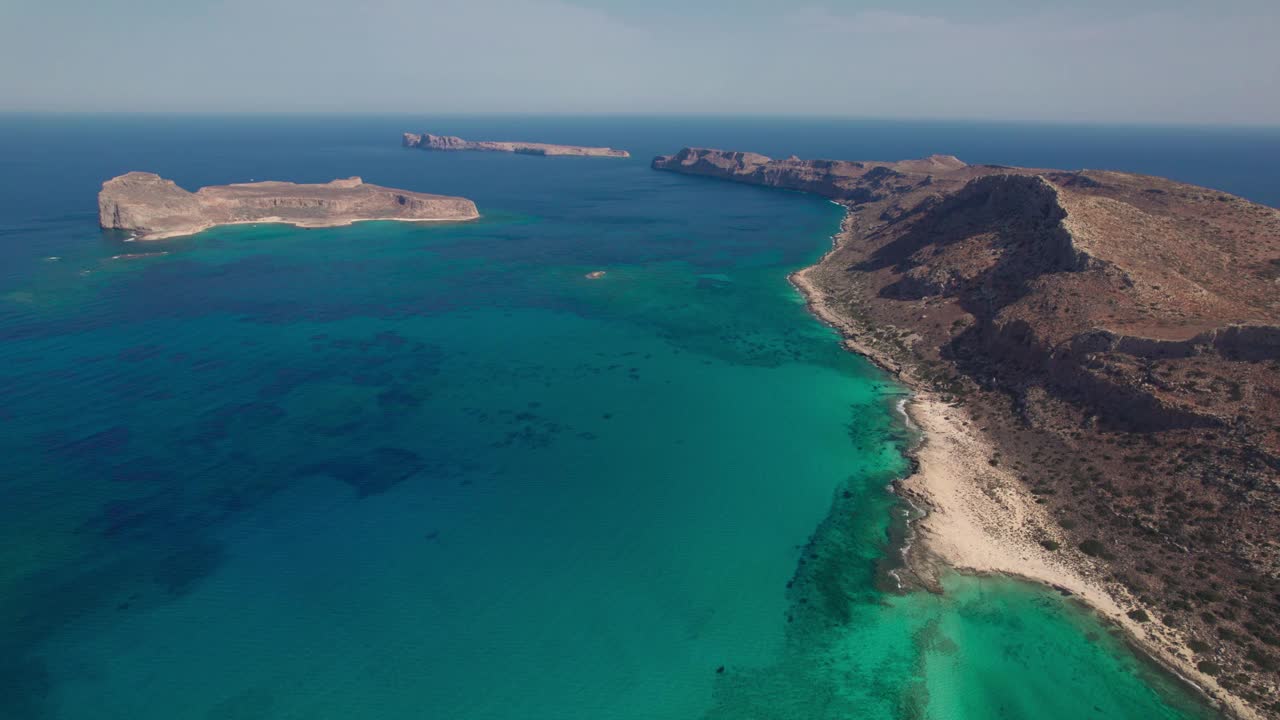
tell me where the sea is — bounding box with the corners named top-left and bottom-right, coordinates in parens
top-left (2, 115), bottom-right (1276, 720)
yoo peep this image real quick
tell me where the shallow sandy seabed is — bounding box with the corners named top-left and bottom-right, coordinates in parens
top-left (131, 214), bottom-right (480, 241)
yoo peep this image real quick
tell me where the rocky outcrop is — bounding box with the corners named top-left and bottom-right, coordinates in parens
top-left (403, 132), bottom-right (629, 158)
top-left (1065, 325), bottom-right (1280, 362)
top-left (98, 172), bottom-right (479, 240)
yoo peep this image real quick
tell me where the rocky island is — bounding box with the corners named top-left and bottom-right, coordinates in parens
top-left (402, 132), bottom-right (629, 158)
top-left (99, 172), bottom-right (479, 240)
top-left (655, 148), bottom-right (1280, 718)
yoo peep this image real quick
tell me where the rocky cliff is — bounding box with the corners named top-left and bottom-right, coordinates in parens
top-left (653, 146), bottom-right (967, 201)
top-left (99, 172), bottom-right (479, 240)
top-left (655, 147), bottom-right (1280, 717)
top-left (403, 132), bottom-right (629, 158)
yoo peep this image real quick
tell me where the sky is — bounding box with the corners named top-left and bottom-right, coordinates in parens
top-left (2, 0), bottom-right (1278, 124)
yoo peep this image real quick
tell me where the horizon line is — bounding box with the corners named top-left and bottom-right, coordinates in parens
top-left (1, 110), bottom-right (1279, 132)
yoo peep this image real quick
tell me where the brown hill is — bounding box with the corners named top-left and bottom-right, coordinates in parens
top-left (655, 147), bottom-right (1280, 717)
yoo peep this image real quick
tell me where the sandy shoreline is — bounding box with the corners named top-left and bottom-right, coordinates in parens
top-left (789, 209), bottom-right (1257, 720)
top-left (128, 214), bottom-right (480, 241)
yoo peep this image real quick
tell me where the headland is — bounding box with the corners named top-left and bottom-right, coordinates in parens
top-left (655, 147), bottom-right (1280, 719)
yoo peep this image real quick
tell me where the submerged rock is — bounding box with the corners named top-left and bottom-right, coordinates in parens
top-left (297, 446), bottom-right (426, 497)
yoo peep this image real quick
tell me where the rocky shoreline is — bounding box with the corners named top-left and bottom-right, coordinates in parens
top-left (655, 147), bottom-right (1280, 718)
top-left (98, 172), bottom-right (479, 241)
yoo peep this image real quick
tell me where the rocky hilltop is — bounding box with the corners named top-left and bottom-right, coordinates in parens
top-left (402, 132), bottom-right (629, 158)
top-left (99, 172), bottom-right (479, 240)
top-left (656, 148), bottom-right (1280, 718)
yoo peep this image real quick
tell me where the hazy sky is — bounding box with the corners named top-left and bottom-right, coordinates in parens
top-left (2, 0), bottom-right (1278, 124)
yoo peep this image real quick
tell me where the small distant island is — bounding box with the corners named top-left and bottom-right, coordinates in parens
top-left (402, 132), bottom-right (629, 158)
top-left (655, 147), bottom-right (1280, 720)
top-left (99, 172), bottom-right (479, 240)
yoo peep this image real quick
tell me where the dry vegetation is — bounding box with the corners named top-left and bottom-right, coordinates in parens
top-left (656, 148), bottom-right (1280, 717)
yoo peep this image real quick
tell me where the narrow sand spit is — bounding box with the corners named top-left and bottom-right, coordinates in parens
top-left (789, 212), bottom-right (1258, 720)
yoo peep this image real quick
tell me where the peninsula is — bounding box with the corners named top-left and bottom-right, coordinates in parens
top-left (98, 172), bottom-right (479, 240)
top-left (655, 148), bottom-right (1280, 719)
top-left (402, 132), bottom-right (629, 158)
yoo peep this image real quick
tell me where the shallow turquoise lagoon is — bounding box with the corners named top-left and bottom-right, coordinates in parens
top-left (0, 116), bottom-right (1247, 719)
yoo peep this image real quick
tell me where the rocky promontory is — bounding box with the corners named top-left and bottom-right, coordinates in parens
top-left (402, 132), bottom-right (629, 158)
top-left (656, 147), bottom-right (1280, 719)
top-left (99, 172), bottom-right (479, 240)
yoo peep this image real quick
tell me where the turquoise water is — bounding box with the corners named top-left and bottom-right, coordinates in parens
top-left (1, 116), bottom-right (1262, 719)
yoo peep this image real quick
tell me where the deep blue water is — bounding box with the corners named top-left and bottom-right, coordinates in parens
top-left (2, 115), bottom-right (1273, 719)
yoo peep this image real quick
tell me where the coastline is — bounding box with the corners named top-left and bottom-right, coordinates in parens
top-left (788, 207), bottom-right (1258, 720)
top-left (128, 214), bottom-right (481, 241)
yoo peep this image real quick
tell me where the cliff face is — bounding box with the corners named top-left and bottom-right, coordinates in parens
top-left (655, 147), bottom-right (1280, 716)
top-left (98, 173), bottom-right (206, 237)
top-left (403, 132), bottom-right (629, 158)
top-left (99, 172), bottom-right (479, 240)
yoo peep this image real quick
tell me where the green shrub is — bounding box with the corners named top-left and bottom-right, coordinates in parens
top-left (1195, 588), bottom-right (1223, 603)
top-left (1247, 648), bottom-right (1278, 671)
top-left (1196, 660), bottom-right (1222, 676)
top-left (1079, 539), bottom-right (1108, 558)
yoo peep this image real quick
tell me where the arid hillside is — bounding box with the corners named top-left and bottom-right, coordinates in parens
top-left (655, 147), bottom-right (1280, 717)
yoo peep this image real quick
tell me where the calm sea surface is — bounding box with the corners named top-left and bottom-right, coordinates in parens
top-left (4, 115), bottom-right (1273, 719)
